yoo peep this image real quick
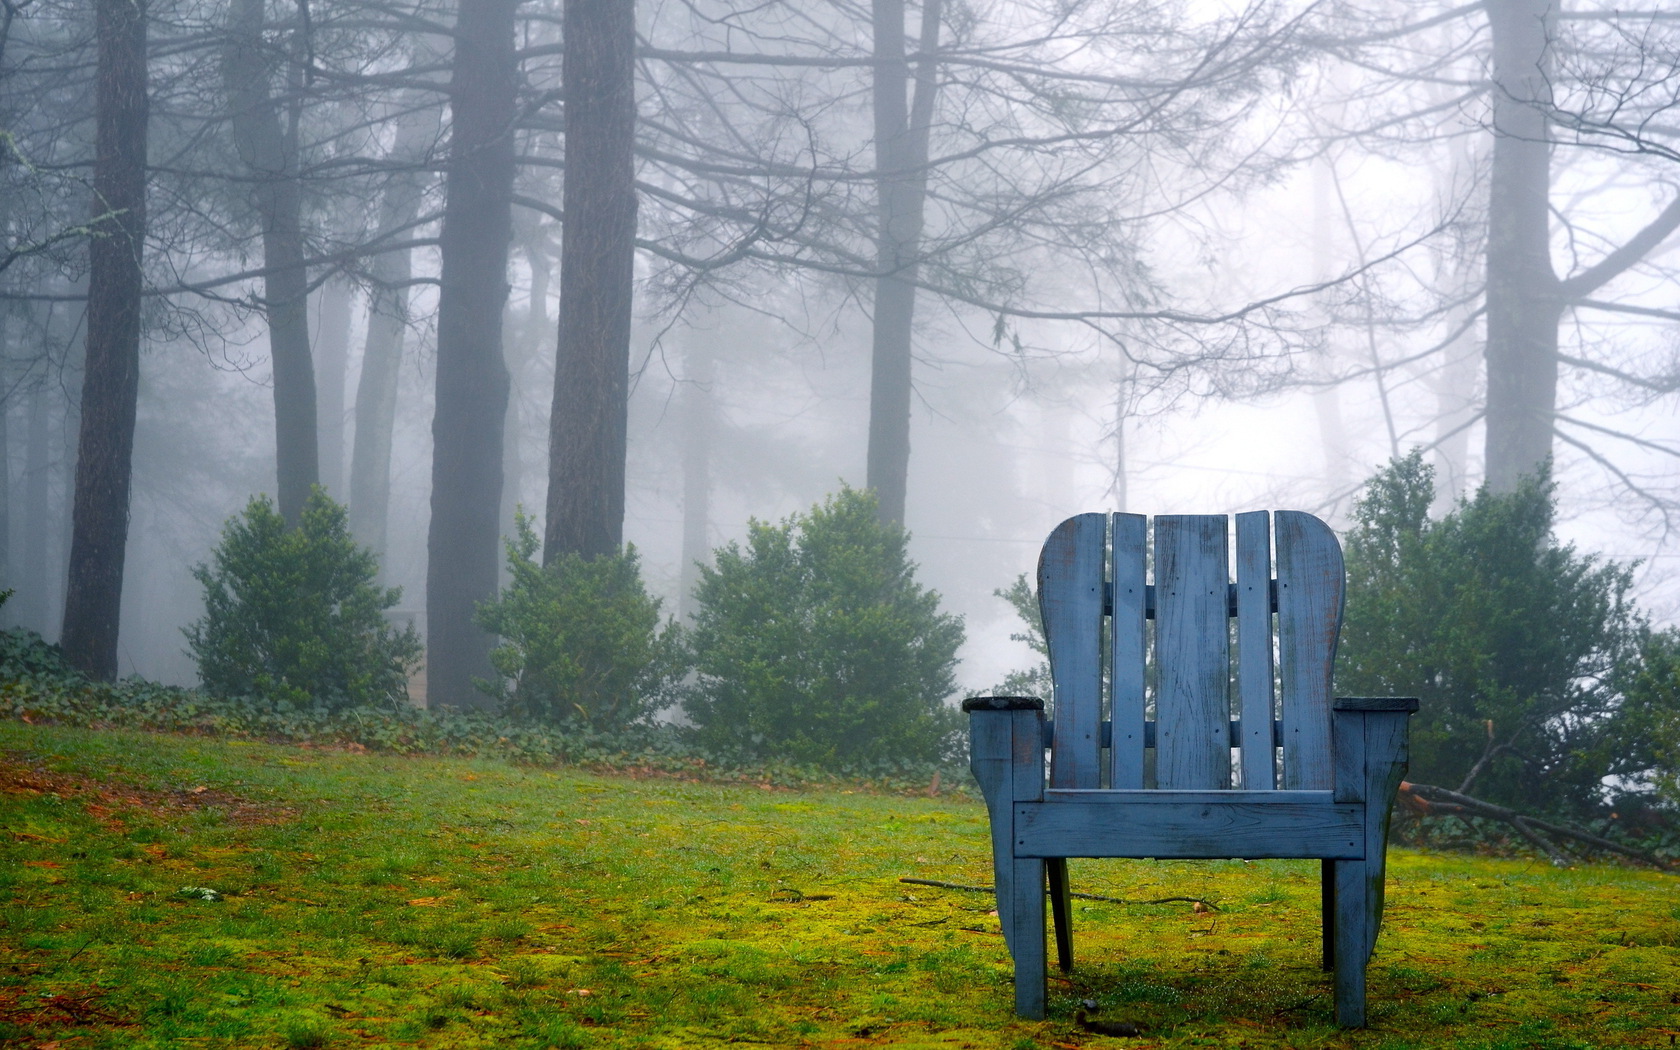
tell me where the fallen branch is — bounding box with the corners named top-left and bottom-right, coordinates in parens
top-left (898, 876), bottom-right (1219, 910)
top-left (1399, 782), bottom-right (1675, 871)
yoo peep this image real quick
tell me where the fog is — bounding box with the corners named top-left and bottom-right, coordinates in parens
top-left (3, 0), bottom-right (1677, 697)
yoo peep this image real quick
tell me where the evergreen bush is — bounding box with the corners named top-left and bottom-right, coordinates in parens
top-left (475, 512), bottom-right (686, 730)
top-left (185, 490), bottom-right (420, 710)
top-left (683, 486), bottom-right (965, 769)
top-left (1336, 453), bottom-right (1644, 814)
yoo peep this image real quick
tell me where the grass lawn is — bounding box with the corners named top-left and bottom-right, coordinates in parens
top-left (1, 722), bottom-right (1676, 1049)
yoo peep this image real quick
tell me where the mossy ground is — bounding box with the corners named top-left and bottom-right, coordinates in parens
top-left (1, 722), bottom-right (1675, 1049)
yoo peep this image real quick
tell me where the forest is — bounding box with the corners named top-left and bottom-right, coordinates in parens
top-left (3, 1), bottom-right (1680, 813)
top-left (5, 3), bottom-right (1680, 1044)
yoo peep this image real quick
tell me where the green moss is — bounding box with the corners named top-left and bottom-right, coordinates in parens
top-left (2, 722), bottom-right (1676, 1048)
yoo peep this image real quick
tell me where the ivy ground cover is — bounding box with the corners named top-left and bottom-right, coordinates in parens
top-left (1, 722), bottom-right (1676, 1049)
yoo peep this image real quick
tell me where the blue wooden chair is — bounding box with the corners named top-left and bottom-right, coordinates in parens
top-left (964, 511), bottom-right (1416, 1027)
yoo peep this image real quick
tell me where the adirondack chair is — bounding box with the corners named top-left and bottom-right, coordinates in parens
top-left (964, 511), bottom-right (1417, 1027)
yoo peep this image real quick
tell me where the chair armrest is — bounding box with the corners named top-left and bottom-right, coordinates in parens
top-left (1333, 697), bottom-right (1419, 713)
top-left (962, 696), bottom-right (1045, 712)
top-left (1331, 699), bottom-right (1417, 804)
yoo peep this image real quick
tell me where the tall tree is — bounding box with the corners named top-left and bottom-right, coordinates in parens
top-left (60, 0), bottom-right (148, 678)
top-left (545, 0), bottom-right (637, 560)
top-left (348, 97), bottom-right (441, 561)
top-left (428, 0), bottom-right (517, 709)
top-left (221, 0), bottom-right (318, 523)
top-left (865, 0), bottom-right (940, 526)
top-left (1313, 2), bottom-right (1680, 508)
top-left (1483, 0), bottom-right (1680, 492)
top-left (314, 277), bottom-right (352, 496)
top-left (635, 0), bottom-right (1294, 533)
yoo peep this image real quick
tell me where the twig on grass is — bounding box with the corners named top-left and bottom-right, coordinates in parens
top-left (897, 876), bottom-right (1219, 910)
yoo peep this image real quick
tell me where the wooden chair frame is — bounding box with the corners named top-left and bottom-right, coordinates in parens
top-left (964, 511), bottom-right (1416, 1027)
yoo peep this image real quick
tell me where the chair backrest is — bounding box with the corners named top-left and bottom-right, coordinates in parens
top-left (1038, 511), bottom-right (1344, 792)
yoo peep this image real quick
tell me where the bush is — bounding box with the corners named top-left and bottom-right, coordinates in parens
top-left (683, 486), bottom-right (965, 769)
top-left (1336, 453), bottom-right (1643, 814)
top-left (1613, 629), bottom-right (1680, 809)
top-left (475, 512), bottom-right (685, 729)
top-left (990, 572), bottom-right (1053, 700)
top-left (185, 489), bottom-right (421, 711)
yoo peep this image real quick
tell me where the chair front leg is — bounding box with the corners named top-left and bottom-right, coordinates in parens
top-left (964, 698), bottom-right (1049, 1018)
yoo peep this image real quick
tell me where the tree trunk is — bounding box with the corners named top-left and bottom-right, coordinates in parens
top-left (1309, 157), bottom-right (1350, 494)
top-left (546, 0), bottom-right (637, 561)
top-left (865, 0), bottom-right (941, 526)
top-left (223, 0), bottom-right (317, 523)
top-left (1432, 240), bottom-right (1483, 507)
top-left (1482, 0), bottom-right (1559, 493)
top-left (314, 277), bottom-right (352, 496)
top-left (502, 220), bottom-right (552, 558)
top-left (679, 335), bottom-right (713, 620)
top-left (427, 0), bottom-right (517, 710)
top-left (60, 0), bottom-right (147, 679)
top-left (348, 102), bottom-right (438, 561)
top-left (21, 380), bottom-right (49, 631)
top-left (0, 309), bottom-right (10, 596)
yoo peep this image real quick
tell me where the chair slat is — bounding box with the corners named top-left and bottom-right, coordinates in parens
top-left (1235, 511), bottom-right (1276, 789)
top-left (1109, 513), bottom-right (1148, 789)
top-left (1040, 513), bottom-right (1105, 789)
top-left (1275, 511), bottom-right (1344, 790)
top-left (1154, 515), bottom-right (1230, 789)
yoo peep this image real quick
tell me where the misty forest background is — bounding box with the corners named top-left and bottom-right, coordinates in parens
top-left (3, 1), bottom-right (1679, 751)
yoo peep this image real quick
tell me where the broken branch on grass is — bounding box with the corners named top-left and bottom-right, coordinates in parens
top-left (1399, 782), bottom-right (1675, 871)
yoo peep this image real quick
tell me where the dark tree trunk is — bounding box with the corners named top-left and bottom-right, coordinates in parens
top-left (427, 0), bottom-right (516, 710)
top-left (348, 103), bottom-right (438, 560)
top-left (0, 309), bottom-right (10, 596)
top-left (1482, 0), bottom-right (1559, 493)
top-left (865, 0), bottom-right (940, 526)
top-left (315, 277), bottom-right (352, 496)
top-left (60, 0), bottom-right (147, 679)
top-left (223, 0), bottom-right (317, 523)
top-left (546, 0), bottom-right (637, 562)
top-left (21, 381), bottom-right (49, 631)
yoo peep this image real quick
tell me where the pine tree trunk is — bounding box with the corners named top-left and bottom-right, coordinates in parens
top-left (222, 0), bottom-right (317, 522)
top-left (314, 277), bottom-right (352, 496)
top-left (427, 0), bottom-right (517, 709)
top-left (60, 0), bottom-right (148, 679)
top-left (1482, 0), bottom-right (1559, 493)
top-left (0, 309), bottom-right (11, 596)
top-left (546, 0), bottom-right (637, 561)
top-left (347, 104), bottom-right (437, 561)
top-left (22, 383), bottom-right (50, 631)
top-left (865, 0), bottom-right (940, 527)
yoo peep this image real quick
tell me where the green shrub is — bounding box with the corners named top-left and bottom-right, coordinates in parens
top-left (683, 486), bottom-right (965, 769)
top-left (990, 572), bottom-right (1053, 700)
top-left (475, 512), bottom-right (686, 730)
top-left (185, 489), bottom-right (421, 710)
top-left (1336, 453), bottom-right (1642, 814)
top-left (1614, 628), bottom-right (1680, 809)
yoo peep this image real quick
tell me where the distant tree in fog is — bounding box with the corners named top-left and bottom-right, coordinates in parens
top-left (1309, 1), bottom-right (1680, 524)
top-left (221, 0), bottom-right (318, 523)
top-left (636, 0), bottom-right (1314, 526)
